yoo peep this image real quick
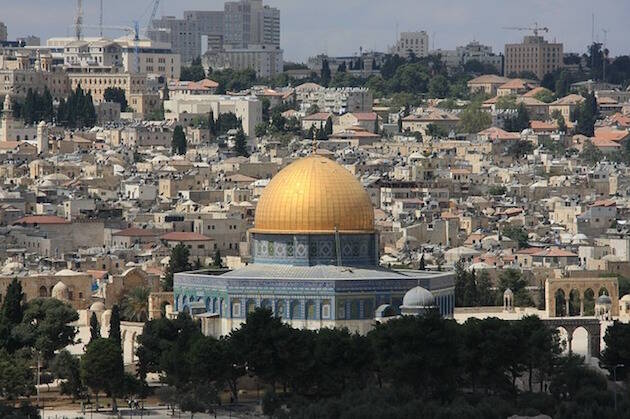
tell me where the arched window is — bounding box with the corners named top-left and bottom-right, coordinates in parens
top-left (246, 299), bottom-right (256, 314)
top-left (39, 286), bottom-right (48, 297)
top-left (290, 301), bottom-right (301, 320)
top-left (276, 301), bottom-right (286, 318)
top-left (305, 301), bottom-right (316, 320)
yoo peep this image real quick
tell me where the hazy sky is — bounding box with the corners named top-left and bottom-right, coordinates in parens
top-left (1, 0), bottom-right (629, 61)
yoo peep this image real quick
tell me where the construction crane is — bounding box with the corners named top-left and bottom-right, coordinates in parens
top-left (74, 0), bottom-right (83, 40)
top-left (502, 22), bottom-right (549, 37)
top-left (147, 0), bottom-right (161, 32)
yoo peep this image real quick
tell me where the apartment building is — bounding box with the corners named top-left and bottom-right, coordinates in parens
top-left (204, 44), bottom-right (283, 77)
top-left (504, 35), bottom-right (563, 80)
top-left (390, 31), bottom-right (429, 58)
top-left (296, 85), bottom-right (373, 114)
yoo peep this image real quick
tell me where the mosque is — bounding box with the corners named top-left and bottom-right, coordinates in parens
top-left (174, 155), bottom-right (455, 335)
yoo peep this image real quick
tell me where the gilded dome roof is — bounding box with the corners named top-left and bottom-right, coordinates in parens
top-left (253, 155), bottom-right (374, 233)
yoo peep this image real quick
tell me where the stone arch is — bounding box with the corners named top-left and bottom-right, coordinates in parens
top-left (598, 286), bottom-right (610, 297)
top-left (572, 326), bottom-right (590, 359)
top-left (583, 288), bottom-right (595, 316)
top-left (212, 297), bottom-right (218, 313)
top-left (39, 285), bottom-right (48, 297)
top-left (305, 300), bottom-right (316, 320)
top-left (568, 289), bottom-right (581, 316)
top-left (555, 289), bottom-right (567, 317)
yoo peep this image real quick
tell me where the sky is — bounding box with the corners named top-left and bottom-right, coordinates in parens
top-left (1, 0), bottom-right (630, 62)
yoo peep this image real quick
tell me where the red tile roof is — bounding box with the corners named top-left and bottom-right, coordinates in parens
top-left (13, 215), bottom-right (70, 225)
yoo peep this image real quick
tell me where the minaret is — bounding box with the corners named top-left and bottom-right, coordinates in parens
top-left (1, 94), bottom-right (13, 142)
top-left (37, 121), bottom-right (49, 154)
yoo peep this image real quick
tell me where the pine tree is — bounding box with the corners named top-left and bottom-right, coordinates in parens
top-left (172, 125), bottom-right (187, 155)
top-left (89, 312), bottom-right (100, 342)
top-left (109, 305), bottom-right (121, 346)
top-left (234, 128), bottom-right (249, 157)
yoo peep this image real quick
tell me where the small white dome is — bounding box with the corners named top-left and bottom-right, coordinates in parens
top-left (55, 269), bottom-right (83, 276)
top-left (51, 281), bottom-right (69, 300)
top-left (620, 294), bottom-right (630, 302)
top-left (402, 286), bottom-right (435, 308)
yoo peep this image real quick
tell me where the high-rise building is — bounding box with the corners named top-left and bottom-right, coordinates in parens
top-left (390, 31), bottom-right (429, 58)
top-left (149, 16), bottom-right (201, 65)
top-left (0, 22), bottom-right (7, 42)
top-left (504, 35), bottom-right (563, 80)
top-left (183, 11), bottom-right (225, 52)
top-left (223, 0), bottom-right (280, 48)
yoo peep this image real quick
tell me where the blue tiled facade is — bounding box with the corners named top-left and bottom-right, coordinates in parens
top-left (174, 272), bottom-right (456, 321)
top-left (251, 233), bottom-right (379, 267)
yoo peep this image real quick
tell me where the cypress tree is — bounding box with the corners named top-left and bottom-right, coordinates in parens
top-left (109, 305), bottom-right (121, 346)
top-left (213, 250), bottom-right (223, 268)
top-left (1, 277), bottom-right (24, 325)
top-left (172, 125), bottom-right (187, 155)
top-left (324, 116), bottom-right (333, 136)
top-left (234, 128), bottom-right (249, 157)
top-left (209, 110), bottom-right (217, 136)
top-left (89, 312), bottom-right (100, 342)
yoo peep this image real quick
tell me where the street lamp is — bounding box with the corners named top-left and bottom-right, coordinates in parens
top-left (613, 363), bottom-right (625, 412)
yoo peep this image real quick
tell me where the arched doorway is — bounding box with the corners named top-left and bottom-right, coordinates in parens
top-left (583, 289), bottom-right (595, 316)
top-left (39, 286), bottom-right (48, 297)
top-left (572, 327), bottom-right (590, 360)
top-left (568, 289), bottom-right (581, 316)
top-left (555, 289), bottom-right (567, 317)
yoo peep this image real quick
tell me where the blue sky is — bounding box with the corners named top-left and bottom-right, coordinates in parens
top-left (1, 0), bottom-right (629, 61)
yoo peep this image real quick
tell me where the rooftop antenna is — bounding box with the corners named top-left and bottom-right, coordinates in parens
top-left (99, 0), bottom-right (103, 37)
top-left (74, 0), bottom-right (83, 40)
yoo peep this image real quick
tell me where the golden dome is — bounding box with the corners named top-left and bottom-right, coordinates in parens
top-left (253, 155), bottom-right (374, 233)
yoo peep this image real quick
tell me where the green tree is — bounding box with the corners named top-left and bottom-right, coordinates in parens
top-left (324, 115), bottom-right (333, 136)
top-left (497, 269), bottom-right (534, 307)
top-left (234, 128), bottom-right (249, 157)
top-left (213, 250), bottom-right (223, 268)
top-left (109, 305), bottom-right (121, 346)
top-left (103, 87), bottom-right (128, 112)
top-left (121, 287), bottom-right (150, 322)
top-left (0, 349), bottom-right (34, 401)
top-left (13, 298), bottom-right (78, 361)
top-left (51, 350), bottom-right (86, 401)
top-left (504, 103), bottom-right (530, 132)
top-left (600, 321), bottom-right (630, 380)
top-left (208, 110), bottom-right (217, 136)
top-left (255, 122), bottom-right (268, 138)
top-left (320, 59), bottom-right (331, 87)
top-left (369, 312), bottom-right (460, 400)
top-left (428, 74), bottom-right (450, 98)
top-left (580, 141), bottom-right (603, 164)
top-left (89, 311), bottom-right (100, 342)
top-left (180, 57), bottom-right (206, 82)
top-left (551, 109), bottom-right (568, 133)
top-left (172, 125), bottom-right (187, 155)
top-left (533, 88), bottom-right (555, 103)
top-left (507, 139), bottom-right (534, 157)
top-left (576, 91), bottom-right (598, 136)
top-left (81, 338), bottom-right (125, 412)
top-left (502, 225), bottom-right (529, 248)
top-left (163, 243), bottom-right (192, 291)
top-left (458, 100), bottom-right (491, 134)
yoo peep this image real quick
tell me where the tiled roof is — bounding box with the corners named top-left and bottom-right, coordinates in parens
top-left (13, 215), bottom-right (70, 225)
